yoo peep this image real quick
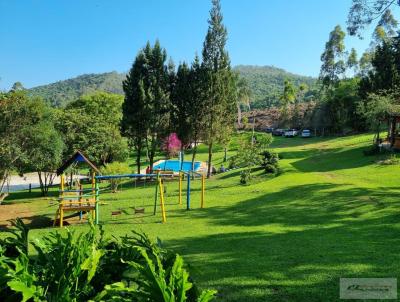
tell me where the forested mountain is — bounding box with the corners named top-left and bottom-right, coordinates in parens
top-left (27, 66), bottom-right (317, 108)
top-left (28, 72), bottom-right (125, 107)
top-left (233, 65), bottom-right (318, 108)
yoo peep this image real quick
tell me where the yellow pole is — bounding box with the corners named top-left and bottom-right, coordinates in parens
top-left (60, 207), bottom-right (64, 227)
top-left (201, 175), bottom-right (205, 208)
top-left (60, 174), bottom-right (65, 196)
top-left (178, 172), bottom-right (182, 205)
top-left (159, 178), bottom-right (167, 223)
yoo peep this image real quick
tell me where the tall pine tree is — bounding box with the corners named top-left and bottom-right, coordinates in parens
top-left (170, 62), bottom-right (192, 152)
top-left (201, 0), bottom-right (236, 178)
top-left (122, 41), bottom-right (171, 172)
top-left (122, 51), bottom-right (147, 173)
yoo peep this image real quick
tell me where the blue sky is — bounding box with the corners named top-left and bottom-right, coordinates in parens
top-left (0, 0), bottom-right (376, 90)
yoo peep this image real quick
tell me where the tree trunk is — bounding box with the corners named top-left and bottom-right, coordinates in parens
top-left (377, 122), bottom-right (381, 144)
top-left (252, 112), bottom-right (256, 137)
top-left (136, 139), bottom-right (142, 174)
top-left (0, 171), bottom-right (9, 194)
top-left (149, 136), bottom-right (156, 173)
top-left (149, 152), bottom-right (154, 173)
top-left (38, 172), bottom-right (45, 196)
top-left (390, 117), bottom-right (396, 147)
top-left (191, 142), bottom-right (197, 171)
top-left (223, 147), bottom-right (227, 162)
top-left (237, 103), bottom-right (242, 128)
top-left (207, 142), bottom-right (213, 178)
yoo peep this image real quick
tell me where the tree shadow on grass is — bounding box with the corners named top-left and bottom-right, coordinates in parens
top-left (270, 136), bottom-right (335, 149)
top-left (167, 224), bottom-right (400, 301)
top-left (191, 183), bottom-right (399, 228)
top-left (3, 189), bottom-right (59, 203)
top-left (291, 146), bottom-right (375, 172)
top-left (0, 214), bottom-right (55, 230)
top-left (165, 183), bottom-right (400, 301)
top-left (277, 148), bottom-right (323, 160)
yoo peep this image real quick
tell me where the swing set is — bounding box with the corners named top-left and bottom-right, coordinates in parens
top-left (54, 171), bottom-right (206, 227)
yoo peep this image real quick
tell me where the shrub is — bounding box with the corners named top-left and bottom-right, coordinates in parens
top-left (228, 155), bottom-right (238, 169)
top-left (100, 162), bottom-right (131, 192)
top-left (240, 169), bottom-right (252, 184)
top-left (234, 133), bottom-right (275, 183)
top-left (0, 220), bottom-right (217, 302)
top-left (264, 164), bottom-right (277, 174)
top-left (377, 154), bottom-right (400, 165)
top-left (261, 150), bottom-right (279, 167)
top-left (261, 150), bottom-right (280, 176)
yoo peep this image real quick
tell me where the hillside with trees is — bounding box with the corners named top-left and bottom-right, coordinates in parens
top-left (233, 65), bottom-right (318, 108)
top-left (27, 66), bottom-right (317, 109)
top-left (28, 72), bottom-right (125, 107)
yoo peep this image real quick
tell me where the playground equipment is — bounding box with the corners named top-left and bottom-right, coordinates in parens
top-left (54, 171), bottom-right (206, 227)
top-left (178, 171), bottom-right (205, 210)
top-left (54, 173), bottom-right (99, 227)
top-left (54, 151), bottom-right (102, 227)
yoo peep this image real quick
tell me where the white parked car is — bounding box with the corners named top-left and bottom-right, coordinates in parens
top-left (301, 129), bottom-right (311, 138)
top-left (284, 129), bottom-right (298, 137)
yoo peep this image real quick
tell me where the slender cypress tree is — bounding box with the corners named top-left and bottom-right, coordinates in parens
top-left (123, 41), bottom-right (170, 172)
top-left (143, 41), bottom-right (171, 171)
top-left (189, 54), bottom-right (207, 169)
top-left (170, 62), bottom-right (192, 150)
top-left (122, 51), bottom-right (147, 173)
top-left (201, 0), bottom-right (236, 178)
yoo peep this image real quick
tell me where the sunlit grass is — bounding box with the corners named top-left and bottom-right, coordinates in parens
top-left (2, 133), bottom-right (400, 301)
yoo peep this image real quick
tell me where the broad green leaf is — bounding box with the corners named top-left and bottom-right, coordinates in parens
top-left (7, 280), bottom-right (37, 302)
top-left (197, 289), bottom-right (217, 302)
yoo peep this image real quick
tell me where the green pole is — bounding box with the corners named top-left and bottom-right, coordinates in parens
top-left (95, 181), bottom-right (99, 225)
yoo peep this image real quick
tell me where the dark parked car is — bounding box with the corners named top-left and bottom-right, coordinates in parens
top-left (265, 127), bottom-right (274, 133)
top-left (272, 129), bottom-right (285, 136)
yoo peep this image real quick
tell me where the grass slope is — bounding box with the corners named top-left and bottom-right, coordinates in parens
top-left (2, 134), bottom-right (400, 301)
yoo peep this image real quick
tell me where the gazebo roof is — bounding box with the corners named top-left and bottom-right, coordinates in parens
top-left (56, 151), bottom-right (101, 176)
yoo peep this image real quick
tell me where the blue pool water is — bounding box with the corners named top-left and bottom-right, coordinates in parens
top-left (153, 160), bottom-right (201, 172)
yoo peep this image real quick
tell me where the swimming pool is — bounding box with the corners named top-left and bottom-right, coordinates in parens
top-left (153, 160), bottom-right (201, 172)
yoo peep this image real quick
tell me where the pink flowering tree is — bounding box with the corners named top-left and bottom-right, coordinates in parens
top-left (162, 133), bottom-right (182, 158)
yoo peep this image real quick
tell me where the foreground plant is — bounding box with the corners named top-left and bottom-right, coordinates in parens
top-left (0, 220), bottom-right (216, 302)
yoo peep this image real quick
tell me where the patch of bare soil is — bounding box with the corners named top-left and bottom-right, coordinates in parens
top-left (0, 203), bottom-right (35, 227)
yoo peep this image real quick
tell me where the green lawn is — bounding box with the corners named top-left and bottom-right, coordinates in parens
top-left (2, 133), bottom-right (400, 301)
